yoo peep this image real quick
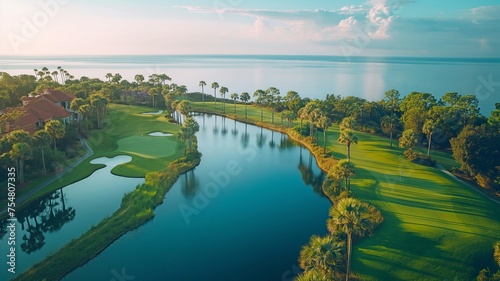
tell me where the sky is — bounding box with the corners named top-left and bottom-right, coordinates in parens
top-left (0, 0), bottom-right (499, 57)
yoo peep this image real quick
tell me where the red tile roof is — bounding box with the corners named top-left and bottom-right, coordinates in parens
top-left (43, 89), bottom-right (75, 102)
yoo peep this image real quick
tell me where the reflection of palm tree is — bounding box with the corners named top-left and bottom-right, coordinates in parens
top-left (21, 226), bottom-right (45, 254)
top-left (269, 131), bottom-right (276, 149)
top-left (256, 127), bottom-right (267, 148)
top-left (181, 170), bottom-right (198, 198)
top-left (221, 117), bottom-right (228, 136)
top-left (213, 116), bottom-right (219, 134)
top-left (231, 120), bottom-right (238, 136)
top-left (241, 124), bottom-right (250, 148)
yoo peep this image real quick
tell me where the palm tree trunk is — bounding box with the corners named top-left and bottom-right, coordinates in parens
top-left (260, 107), bottom-right (263, 122)
top-left (41, 146), bottom-right (46, 175)
top-left (323, 130), bottom-right (327, 152)
top-left (346, 233), bottom-right (352, 281)
top-left (347, 144), bottom-right (350, 161)
top-left (390, 130), bottom-right (393, 148)
top-left (245, 102), bottom-right (247, 118)
top-left (427, 134), bottom-right (432, 156)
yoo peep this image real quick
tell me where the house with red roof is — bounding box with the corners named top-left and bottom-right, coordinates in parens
top-left (3, 89), bottom-right (77, 134)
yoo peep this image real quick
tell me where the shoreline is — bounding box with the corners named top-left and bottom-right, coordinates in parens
top-left (13, 150), bottom-right (201, 281)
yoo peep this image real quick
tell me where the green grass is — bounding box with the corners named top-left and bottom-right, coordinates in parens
top-left (18, 104), bottom-right (185, 205)
top-left (193, 101), bottom-right (500, 281)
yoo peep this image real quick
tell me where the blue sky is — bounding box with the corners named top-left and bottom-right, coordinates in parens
top-left (1, 0), bottom-right (499, 57)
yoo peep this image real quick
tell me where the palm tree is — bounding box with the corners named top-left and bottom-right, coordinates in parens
top-left (105, 73), bottom-right (113, 82)
top-left (51, 71), bottom-right (59, 83)
top-left (317, 116), bottom-right (332, 152)
top-left (340, 117), bottom-right (356, 130)
top-left (219, 86), bottom-right (228, 114)
top-left (134, 74), bottom-right (144, 89)
top-left (240, 92), bottom-right (250, 119)
top-left (329, 159), bottom-right (355, 191)
top-left (380, 114), bottom-right (400, 148)
top-left (327, 198), bottom-right (383, 281)
top-left (33, 69), bottom-right (38, 78)
top-left (230, 93), bottom-right (239, 115)
top-left (199, 81), bottom-right (206, 105)
top-left (299, 234), bottom-right (345, 276)
top-left (253, 89), bottom-right (266, 122)
top-left (10, 142), bottom-right (32, 184)
top-left (176, 100), bottom-right (192, 124)
top-left (338, 129), bottom-right (358, 161)
top-left (45, 120), bottom-right (65, 150)
top-left (78, 104), bottom-right (91, 133)
top-left (89, 94), bottom-right (107, 129)
top-left (295, 269), bottom-right (332, 281)
top-left (303, 101), bottom-right (321, 139)
top-left (58, 66), bottom-right (65, 83)
top-left (33, 130), bottom-right (52, 175)
top-left (211, 82), bottom-right (219, 107)
top-left (266, 87), bottom-right (280, 124)
top-left (182, 117), bottom-right (200, 152)
top-left (422, 119), bottom-right (436, 156)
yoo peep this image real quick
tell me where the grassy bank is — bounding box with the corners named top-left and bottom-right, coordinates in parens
top-left (13, 104), bottom-right (199, 280)
top-left (9, 104), bottom-right (185, 211)
top-left (192, 101), bottom-right (500, 280)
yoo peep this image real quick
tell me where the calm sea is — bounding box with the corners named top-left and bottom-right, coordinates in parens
top-left (1, 55), bottom-right (499, 114)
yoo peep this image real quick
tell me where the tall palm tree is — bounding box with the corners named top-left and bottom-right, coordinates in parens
top-left (33, 130), bottom-right (52, 175)
top-left (399, 129), bottom-right (418, 154)
top-left (199, 81), bottom-right (206, 105)
top-left (338, 129), bottom-right (358, 161)
top-left (253, 89), bottom-right (266, 122)
top-left (240, 92), bottom-right (250, 119)
top-left (10, 142), bottom-right (32, 184)
top-left (33, 69), bottom-right (38, 79)
top-left (422, 119), bottom-right (436, 156)
top-left (340, 117), bottom-right (356, 130)
top-left (380, 114), bottom-right (400, 148)
top-left (266, 87), bottom-right (280, 124)
top-left (219, 86), bottom-right (228, 114)
top-left (105, 73), bottom-right (113, 82)
top-left (211, 82), bottom-right (219, 107)
top-left (45, 120), bottom-right (65, 150)
top-left (299, 234), bottom-right (345, 276)
top-left (230, 93), bottom-right (239, 115)
top-left (134, 74), bottom-right (144, 89)
top-left (51, 71), bottom-right (59, 83)
top-left (327, 198), bottom-right (383, 281)
top-left (302, 101), bottom-right (321, 139)
top-left (317, 116), bottom-right (332, 152)
top-left (176, 100), bottom-right (192, 124)
top-left (329, 159), bottom-right (355, 191)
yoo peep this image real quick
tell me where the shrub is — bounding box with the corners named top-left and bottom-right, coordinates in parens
top-left (363, 120), bottom-right (380, 134)
top-left (293, 123), bottom-right (310, 136)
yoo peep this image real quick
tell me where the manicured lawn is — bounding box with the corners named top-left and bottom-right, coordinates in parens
top-left (29, 104), bottom-right (185, 199)
top-left (193, 101), bottom-right (500, 281)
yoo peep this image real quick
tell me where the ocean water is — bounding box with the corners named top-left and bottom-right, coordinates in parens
top-left (1, 55), bottom-right (499, 114)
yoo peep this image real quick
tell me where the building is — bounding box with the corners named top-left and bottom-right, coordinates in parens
top-left (3, 89), bottom-right (77, 134)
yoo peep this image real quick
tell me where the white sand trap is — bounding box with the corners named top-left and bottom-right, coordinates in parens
top-left (141, 110), bottom-right (164, 115)
top-left (90, 155), bottom-right (132, 168)
top-left (149, 132), bottom-right (173, 137)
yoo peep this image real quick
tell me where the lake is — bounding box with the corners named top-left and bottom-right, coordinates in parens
top-left (0, 156), bottom-right (144, 281)
top-left (1, 55), bottom-right (498, 115)
top-left (62, 114), bottom-right (331, 281)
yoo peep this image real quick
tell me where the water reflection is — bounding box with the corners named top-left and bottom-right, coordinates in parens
top-left (12, 189), bottom-right (76, 254)
top-left (181, 170), bottom-right (199, 198)
top-left (241, 124), bottom-right (250, 148)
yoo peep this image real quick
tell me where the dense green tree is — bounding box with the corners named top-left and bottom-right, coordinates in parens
top-left (134, 74), bottom-right (144, 88)
top-left (450, 125), bottom-right (500, 186)
top-left (299, 234), bottom-right (345, 277)
top-left (383, 89), bottom-right (401, 114)
top-left (45, 120), bottom-right (65, 150)
top-left (280, 110), bottom-right (296, 128)
top-left (330, 159), bottom-right (355, 191)
top-left (400, 92), bottom-right (436, 134)
top-left (327, 198), bottom-right (383, 281)
top-left (177, 100), bottom-right (192, 124)
top-left (399, 129), bottom-right (418, 160)
top-left (284, 90), bottom-right (302, 114)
